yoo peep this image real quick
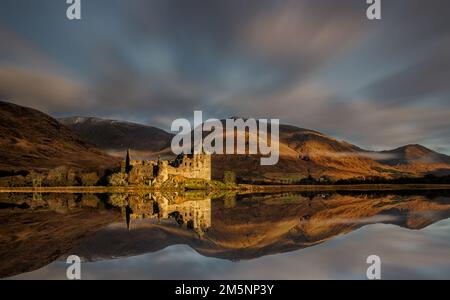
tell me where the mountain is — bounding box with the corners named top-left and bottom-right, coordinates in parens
top-left (0, 101), bottom-right (119, 173)
top-left (58, 116), bottom-right (174, 159)
top-left (210, 122), bottom-right (445, 180)
top-left (377, 144), bottom-right (450, 165)
top-left (2, 191), bottom-right (450, 277)
top-left (372, 144), bottom-right (450, 177)
top-left (73, 192), bottom-right (450, 262)
top-left (0, 193), bottom-right (120, 278)
top-left (55, 115), bottom-right (450, 180)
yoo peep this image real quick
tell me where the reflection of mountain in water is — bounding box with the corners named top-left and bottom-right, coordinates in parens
top-left (1, 190), bottom-right (450, 278)
top-left (0, 192), bottom-right (120, 278)
top-left (75, 190), bottom-right (450, 261)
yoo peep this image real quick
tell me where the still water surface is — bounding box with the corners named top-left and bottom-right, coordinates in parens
top-left (1, 190), bottom-right (450, 279)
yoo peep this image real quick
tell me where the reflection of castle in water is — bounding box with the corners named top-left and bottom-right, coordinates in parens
top-left (119, 193), bottom-right (211, 237)
top-left (2, 190), bottom-right (450, 277)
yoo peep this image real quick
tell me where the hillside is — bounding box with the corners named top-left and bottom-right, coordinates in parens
top-left (3, 192), bottom-right (450, 277)
top-left (372, 145), bottom-right (450, 177)
top-left (211, 123), bottom-right (414, 180)
top-left (71, 192), bottom-right (450, 262)
top-left (0, 101), bottom-right (120, 174)
top-left (54, 116), bottom-right (450, 180)
top-left (59, 116), bottom-right (174, 159)
top-left (377, 144), bottom-right (450, 165)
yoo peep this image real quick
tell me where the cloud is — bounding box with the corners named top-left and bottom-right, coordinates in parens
top-left (0, 66), bottom-right (89, 112)
top-left (0, 0), bottom-right (449, 154)
top-left (0, 29), bottom-right (52, 68)
top-left (363, 41), bottom-right (450, 105)
top-left (242, 0), bottom-right (364, 60)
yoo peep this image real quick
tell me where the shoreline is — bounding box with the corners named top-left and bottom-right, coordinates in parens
top-left (0, 184), bottom-right (449, 193)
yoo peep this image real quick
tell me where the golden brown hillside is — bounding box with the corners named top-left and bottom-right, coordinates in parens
top-left (0, 101), bottom-right (120, 174)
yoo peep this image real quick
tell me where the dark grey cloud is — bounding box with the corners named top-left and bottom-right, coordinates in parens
top-left (363, 43), bottom-right (450, 105)
top-left (0, 0), bottom-right (449, 153)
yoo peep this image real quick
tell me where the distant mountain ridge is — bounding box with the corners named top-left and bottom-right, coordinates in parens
top-left (58, 115), bottom-right (450, 180)
top-left (378, 144), bottom-right (450, 166)
top-left (72, 192), bottom-right (450, 262)
top-left (1, 101), bottom-right (449, 180)
top-left (58, 116), bottom-right (174, 159)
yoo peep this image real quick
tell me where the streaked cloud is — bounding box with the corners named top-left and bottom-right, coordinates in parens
top-left (0, 66), bottom-right (89, 112)
top-left (0, 0), bottom-right (449, 153)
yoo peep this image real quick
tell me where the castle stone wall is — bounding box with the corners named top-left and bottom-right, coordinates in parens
top-left (164, 154), bottom-right (211, 181)
top-left (121, 150), bottom-right (211, 185)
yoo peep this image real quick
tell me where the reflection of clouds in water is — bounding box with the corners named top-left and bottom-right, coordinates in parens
top-left (299, 214), bottom-right (400, 226)
top-left (424, 218), bottom-right (450, 230)
top-left (10, 220), bottom-right (450, 280)
top-left (80, 246), bottom-right (231, 280)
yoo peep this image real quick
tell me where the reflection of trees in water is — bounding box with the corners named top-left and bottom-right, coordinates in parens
top-left (0, 193), bottom-right (104, 212)
top-left (2, 190), bottom-right (450, 241)
top-left (61, 191), bottom-right (450, 263)
top-left (0, 191), bottom-right (213, 235)
top-left (232, 192), bottom-right (450, 233)
top-left (2, 191), bottom-right (450, 266)
top-left (235, 190), bottom-right (450, 204)
top-left (335, 189), bottom-right (450, 201)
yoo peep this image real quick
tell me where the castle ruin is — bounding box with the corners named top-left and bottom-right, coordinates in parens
top-left (120, 149), bottom-right (211, 185)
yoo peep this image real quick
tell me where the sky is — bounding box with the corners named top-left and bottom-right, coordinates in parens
top-left (0, 0), bottom-right (449, 153)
